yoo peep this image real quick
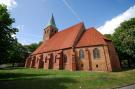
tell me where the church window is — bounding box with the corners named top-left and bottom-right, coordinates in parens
top-left (81, 64), bottom-right (83, 67)
top-left (79, 49), bottom-right (84, 59)
top-left (93, 48), bottom-right (100, 59)
top-left (45, 59), bottom-right (47, 63)
top-left (96, 64), bottom-right (98, 68)
top-left (63, 54), bottom-right (67, 63)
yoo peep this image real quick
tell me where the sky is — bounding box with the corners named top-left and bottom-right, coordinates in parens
top-left (0, 0), bottom-right (135, 45)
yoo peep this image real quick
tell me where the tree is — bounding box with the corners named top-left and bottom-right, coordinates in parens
top-left (104, 34), bottom-right (112, 40)
top-left (8, 41), bottom-right (28, 67)
top-left (112, 18), bottom-right (135, 67)
top-left (0, 4), bottom-right (18, 64)
top-left (24, 41), bottom-right (42, 53)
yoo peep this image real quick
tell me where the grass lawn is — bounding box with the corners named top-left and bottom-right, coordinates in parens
top-left (0, 68), bottom-right (135, 89)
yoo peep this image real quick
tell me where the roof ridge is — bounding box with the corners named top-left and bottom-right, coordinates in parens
top-left (87, 27), bottom-right (96, 30)
top-left (50, 22), bottom-right (84, 39)
top-left (87, 27), bottom-right (110, 40)
top-left (76, 28), bottom-right (108, 47)
top-left (72, 23), bottom-right (85, 47)
top-left (59, 22), bottom-right (84, 32)
top-left (32, 22), bottom-right (84, 55)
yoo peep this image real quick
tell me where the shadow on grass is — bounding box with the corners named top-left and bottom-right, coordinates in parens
top-left (0, 67), bottom-right (25, 70)
top-left (113, 68), bottom-right (135, 72)
top-left (0, 77), bottom-right (77, 89)
top-left (0, 72), bottom-right (50, 80)
top-left (0, 68), bottom-right (77, 89)
top-left (121, 67), bottom-right (135, 71)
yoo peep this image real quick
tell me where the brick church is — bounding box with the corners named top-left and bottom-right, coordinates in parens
top-left (25, 15), bottom-right (121, 71)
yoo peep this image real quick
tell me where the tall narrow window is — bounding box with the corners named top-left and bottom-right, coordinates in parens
top-left (93, 48), bottom-right (100, 59)
top-left (45, 59), bottom-right (47, 63)
top-left (44, 56), bottom-right (47, 63)
top-left (79, 49), bottom-right (84, 59)
top-left (63, 54), bottom-right (67, 63)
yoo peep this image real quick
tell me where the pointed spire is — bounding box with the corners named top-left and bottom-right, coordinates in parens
top-left (47, 14), bottom-right (56, 27)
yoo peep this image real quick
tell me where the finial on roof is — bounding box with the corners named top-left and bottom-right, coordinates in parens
top-left (47, 14), bottom-right (56, 27)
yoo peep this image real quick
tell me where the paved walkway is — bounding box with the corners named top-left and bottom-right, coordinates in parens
top-left (119, 84), bottom-right (135, 89)
top-left (0, 64), bottom-right (9, 68)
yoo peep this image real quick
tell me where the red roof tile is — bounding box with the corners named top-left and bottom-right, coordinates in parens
top-left (32, 22), bottom-right (84, 55)
top-left (76, 28), bottom-right (109, 47)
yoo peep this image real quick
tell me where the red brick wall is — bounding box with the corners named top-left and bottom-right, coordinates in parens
top-left (63, 49), bottom-right (76, 71)
top-left (75, 46), bottom-right (111, 71)
top-left (75, 48), bottom-right (91, 71)
top-left (25, 57), bottom-right (31, 68)
top-left (106, 41), bottom-right (121, 71)
top-left (25, 44), bottom-right (120, 72)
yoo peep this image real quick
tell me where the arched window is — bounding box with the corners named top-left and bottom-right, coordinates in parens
top-left (44, 56), bottom-right (47, 63)
top-left (93, 48), bottom-right (100, 59)
top-left (63, 54), bottom-right (67, 63)
top-left (79, 49), bottom-right (84, 59)
top-left (45, 59), bottom-right (47, 63)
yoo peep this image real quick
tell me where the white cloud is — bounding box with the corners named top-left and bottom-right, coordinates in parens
top-left (97, 5), bottom-right (135, 34)
top-left (0, 0), bottom-right (17, 9)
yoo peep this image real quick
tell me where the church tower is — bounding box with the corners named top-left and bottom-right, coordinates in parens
top-left (43, 14), bottom-right (58, 42)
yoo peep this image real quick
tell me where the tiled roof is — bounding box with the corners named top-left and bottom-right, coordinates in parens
top-left (32, 22), bottom-right (84, 55)
top-left (76, 28), bottom-right (109, 47)
top-left (32, 23), bottom-right (110, 55)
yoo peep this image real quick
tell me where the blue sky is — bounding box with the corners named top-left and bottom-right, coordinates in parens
top-left (0, 0), bottom-right (135, 45)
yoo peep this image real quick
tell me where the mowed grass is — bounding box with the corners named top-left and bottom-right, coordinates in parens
top-left (0, 68), bottom-right (135, 89)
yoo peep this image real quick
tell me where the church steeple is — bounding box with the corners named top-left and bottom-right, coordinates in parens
top-left (47, 14), bottom-right (56, 27)
top-left (43, 14), bottom-right (58, 42)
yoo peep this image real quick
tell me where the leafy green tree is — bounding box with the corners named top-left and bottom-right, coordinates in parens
top-left (104, 34), bottom-right (112, 40)
top-left (0, 4), bottom-right (18, 64)
top-left (112, 18), bottom-right (135, 67)
top-left (24, 41), bottom-right (42, 53)
top-left (8, 41), bottom-right (28, 67)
